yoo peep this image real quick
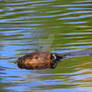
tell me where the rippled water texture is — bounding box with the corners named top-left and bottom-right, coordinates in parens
top-left (1, 0), bottom-right (92, 92)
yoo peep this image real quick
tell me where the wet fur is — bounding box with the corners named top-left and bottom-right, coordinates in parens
top-left (17, 51), bottom-right (64, 70)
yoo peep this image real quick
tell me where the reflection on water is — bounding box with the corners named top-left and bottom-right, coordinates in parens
top-left (0, 0), bottom-right (92, 92)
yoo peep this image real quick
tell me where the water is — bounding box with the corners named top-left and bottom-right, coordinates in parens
top-left (0, 0), bottom-right (92, 92)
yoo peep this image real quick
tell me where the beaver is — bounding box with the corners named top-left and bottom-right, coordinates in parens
top-left (17, 51), bottom-right (66, 70)
top-left (17, 49), bottom-right (92, 70)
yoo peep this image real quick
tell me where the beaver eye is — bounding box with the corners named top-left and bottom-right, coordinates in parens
top-left (34, 56), bottom-right (39, 59)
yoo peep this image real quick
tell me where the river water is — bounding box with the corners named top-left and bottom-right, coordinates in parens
top-left (1, 0), bottom-right (92, 92)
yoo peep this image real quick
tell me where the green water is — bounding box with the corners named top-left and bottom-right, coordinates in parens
top-left (0, 0), bottom-right (92, 92)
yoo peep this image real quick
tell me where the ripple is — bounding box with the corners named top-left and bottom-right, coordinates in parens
top-left (54, 4), bottom-right (92, 7)
top-left (0, 0), bottom-right (92, 92)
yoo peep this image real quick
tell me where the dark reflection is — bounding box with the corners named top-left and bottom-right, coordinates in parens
top-left (0, 0), bottom-right (92, 92)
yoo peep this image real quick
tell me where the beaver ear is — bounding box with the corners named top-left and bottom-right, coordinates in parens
top-left (50, 54), bottom-right (57, 60)
top-left (52, 54), bottom-right (56, 59)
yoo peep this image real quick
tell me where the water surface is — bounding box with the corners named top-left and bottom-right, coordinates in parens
top-left (0, 0), bottom-right (92, 92)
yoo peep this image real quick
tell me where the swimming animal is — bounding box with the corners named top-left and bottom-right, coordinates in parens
top-left (17, 51), bottom-right (65, 70)
top-left (17, 49), bottom-right (92, 70)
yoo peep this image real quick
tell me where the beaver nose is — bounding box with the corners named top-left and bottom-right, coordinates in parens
top-left (17, 56), bottom-right (25, 68)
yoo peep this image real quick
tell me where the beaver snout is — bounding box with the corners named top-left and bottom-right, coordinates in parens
top-left (17, 56), bottom-right (26, 68)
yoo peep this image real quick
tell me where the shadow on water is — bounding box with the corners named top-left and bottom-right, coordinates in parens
top-left (0, 0), bottom-right (92, 92)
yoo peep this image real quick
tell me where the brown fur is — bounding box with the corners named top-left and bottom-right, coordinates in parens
top-left (17, 51), bottom-right (51, 69)
top-left (17, 51), bottom-right (64, 70)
